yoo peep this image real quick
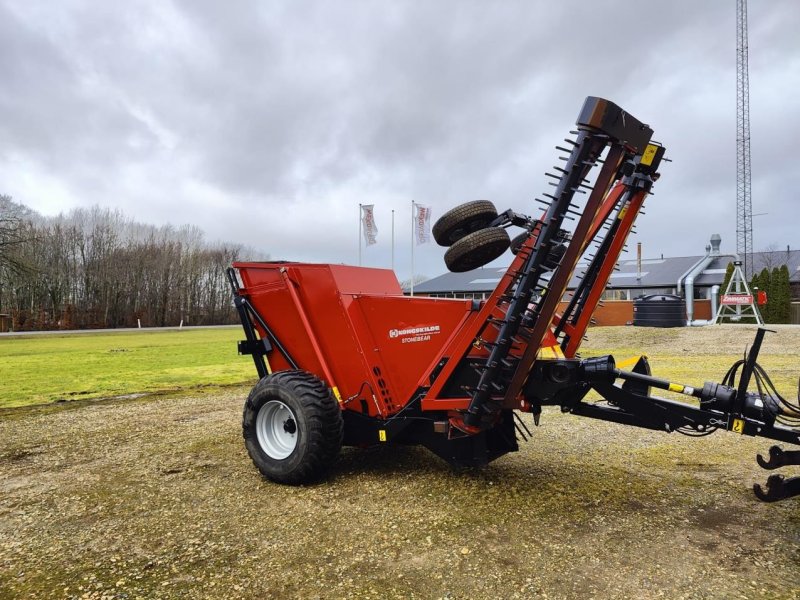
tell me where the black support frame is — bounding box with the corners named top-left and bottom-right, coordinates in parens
top-left (226, 267), bottom-right (297, 380)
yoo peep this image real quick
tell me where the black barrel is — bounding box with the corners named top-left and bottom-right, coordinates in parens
top-left (633, 294), bottom-right (686, 327)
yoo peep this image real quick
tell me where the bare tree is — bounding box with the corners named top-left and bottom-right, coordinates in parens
top-left (1, 199), bottom-right (252, 330)
top-left (399, 274), bottom-right (430, 292)
top-left (757, 243), bottom-right (785, 271)
top-left (0, 196), bottom-right (33, 275)
top-left (0, 195), bottom-right (38, 316)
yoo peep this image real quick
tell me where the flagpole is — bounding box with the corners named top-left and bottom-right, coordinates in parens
top-left (358, 203), bottom-right (362, 267)
top-left (391, 209), bottom-right (395, 272)
top-left (410, 200), bottom-right (415, 296)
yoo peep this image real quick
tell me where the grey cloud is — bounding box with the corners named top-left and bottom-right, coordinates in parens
top-left (1, 0), bottom-right (798, 280)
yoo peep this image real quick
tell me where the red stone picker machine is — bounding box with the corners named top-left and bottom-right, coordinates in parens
top-left (228, 97), bottom-right (800, 501)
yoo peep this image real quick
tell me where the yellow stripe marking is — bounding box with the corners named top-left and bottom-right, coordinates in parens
top-left (538, 345), bottom-right (565, 360)
top-left (617, 356), bottom-right (643, 370)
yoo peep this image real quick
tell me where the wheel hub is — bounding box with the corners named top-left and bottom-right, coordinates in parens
top-left (255, 400), bottom-right (298, 460)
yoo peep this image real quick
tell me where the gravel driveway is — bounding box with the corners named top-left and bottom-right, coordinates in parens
top-left (1, 386), bottom-right (798, 599)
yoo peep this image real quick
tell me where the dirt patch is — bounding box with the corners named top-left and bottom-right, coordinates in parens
top-left (1, 388), bottom-right (798, 599)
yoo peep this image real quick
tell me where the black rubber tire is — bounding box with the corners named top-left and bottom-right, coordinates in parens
top-left (432, 200), bottom-right (498, 247)
top-left (444, 227), bottom-right (510, 272)
top-left (242, 370), bottom-right (343, 485)
top-left (509, 231), bottom-right (530, 255)
top-left (544, 242), bottom-right (568, 270)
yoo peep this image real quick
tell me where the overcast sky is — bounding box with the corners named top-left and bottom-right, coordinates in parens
top-left (2, 1), bottom-right (798, 282)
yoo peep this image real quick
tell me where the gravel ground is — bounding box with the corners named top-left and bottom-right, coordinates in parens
top-left (1, 325), bottom-right (799, 599)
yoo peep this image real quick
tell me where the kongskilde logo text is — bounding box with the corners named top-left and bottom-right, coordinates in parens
top-left (389, 325), bottom-right (441, 343)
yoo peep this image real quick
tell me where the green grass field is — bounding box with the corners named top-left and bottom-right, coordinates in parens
top-left (0, 327), bottom-right (257, 408)
top-left (1, 324), bottom-right (798, 410)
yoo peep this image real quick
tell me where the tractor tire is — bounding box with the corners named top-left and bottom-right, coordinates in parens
top-left (242, 370), bottom-right (343, 485)
top-left (510, 231), bottom-right (530, 255)
top-left (543, 242), bottom-right (568, 270)
top-left (444, 227), bottom-right (510, 273)
top-left (432, 200), bottom-right (498, 247)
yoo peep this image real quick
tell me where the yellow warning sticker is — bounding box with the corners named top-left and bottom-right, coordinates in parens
top-left (732, 418), bottom-right (745, 434)
top-left (537, 345), bottom-right (565, 360)
top-left (379, 430), bottom-right (387, 442)
top-left (668, 383), bottom-right (684, 393)
top-left (332, 386), bottom-right (342, 402)
top-left (640, 144), bottom-right (658, 166)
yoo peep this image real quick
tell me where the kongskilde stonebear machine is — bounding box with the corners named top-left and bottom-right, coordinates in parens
top-left (229, 97), bottom-right (800, 501)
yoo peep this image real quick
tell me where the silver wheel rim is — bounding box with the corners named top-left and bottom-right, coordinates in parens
top-left (255, 400), bottom-right (298, 460)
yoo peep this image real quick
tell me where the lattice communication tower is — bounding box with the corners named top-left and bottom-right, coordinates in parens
top-left (736, 0), bottom-right (753, 278)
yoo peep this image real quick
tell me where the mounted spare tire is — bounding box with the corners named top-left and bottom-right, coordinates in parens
top-left (432, 200), bottom-right (498, 247)
top-left (242, 370), bottom-right (343, 485)
top-left (444, 227), bottom-right (510, 272)
top-left (510, 231), bottom-right (530, 255)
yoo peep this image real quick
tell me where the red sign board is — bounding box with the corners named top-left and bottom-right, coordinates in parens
top-left (721, 294), bottom-right (753, 305)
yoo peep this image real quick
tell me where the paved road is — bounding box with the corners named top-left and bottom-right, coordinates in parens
top-left (0, 324), bottom-right (238, 337)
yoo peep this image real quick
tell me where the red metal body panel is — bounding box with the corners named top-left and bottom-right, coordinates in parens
top-left (232, 261), bottom-right (475, 417)
top-left (352, 295), bottom-right (475, 413)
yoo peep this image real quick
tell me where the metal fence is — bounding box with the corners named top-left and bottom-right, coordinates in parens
top-left (791, 303), bottom-right (800, 324)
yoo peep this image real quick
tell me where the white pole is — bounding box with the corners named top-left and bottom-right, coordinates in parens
top-left (410, 200), bottom-right (415, 296)
top-left (358, 203), bottom-right (362, 266)
top-left (391, 209), bottom-right (395, 271)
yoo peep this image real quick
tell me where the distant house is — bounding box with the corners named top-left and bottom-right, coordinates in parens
top-left (413, 241), bottom-right (800, 325)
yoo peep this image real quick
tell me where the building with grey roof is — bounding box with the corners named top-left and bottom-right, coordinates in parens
top-left (413, 237), bottom-right (800, 325)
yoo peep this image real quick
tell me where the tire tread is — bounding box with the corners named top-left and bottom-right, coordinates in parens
top-left (444, 227), bottom-right (510, 272)
top-left (242, 370), bottom-right (343, 485)
top-left (432, 200), bottom-right (498, 246)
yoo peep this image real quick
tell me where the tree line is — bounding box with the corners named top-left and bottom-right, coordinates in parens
top-left (0, 195), bottom-right (262, 331)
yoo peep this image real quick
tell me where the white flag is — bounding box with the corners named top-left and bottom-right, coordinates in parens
top-left (361, 204), bottom-right (378, 246)
top-left (414, 203), bottom-right (432, 245)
